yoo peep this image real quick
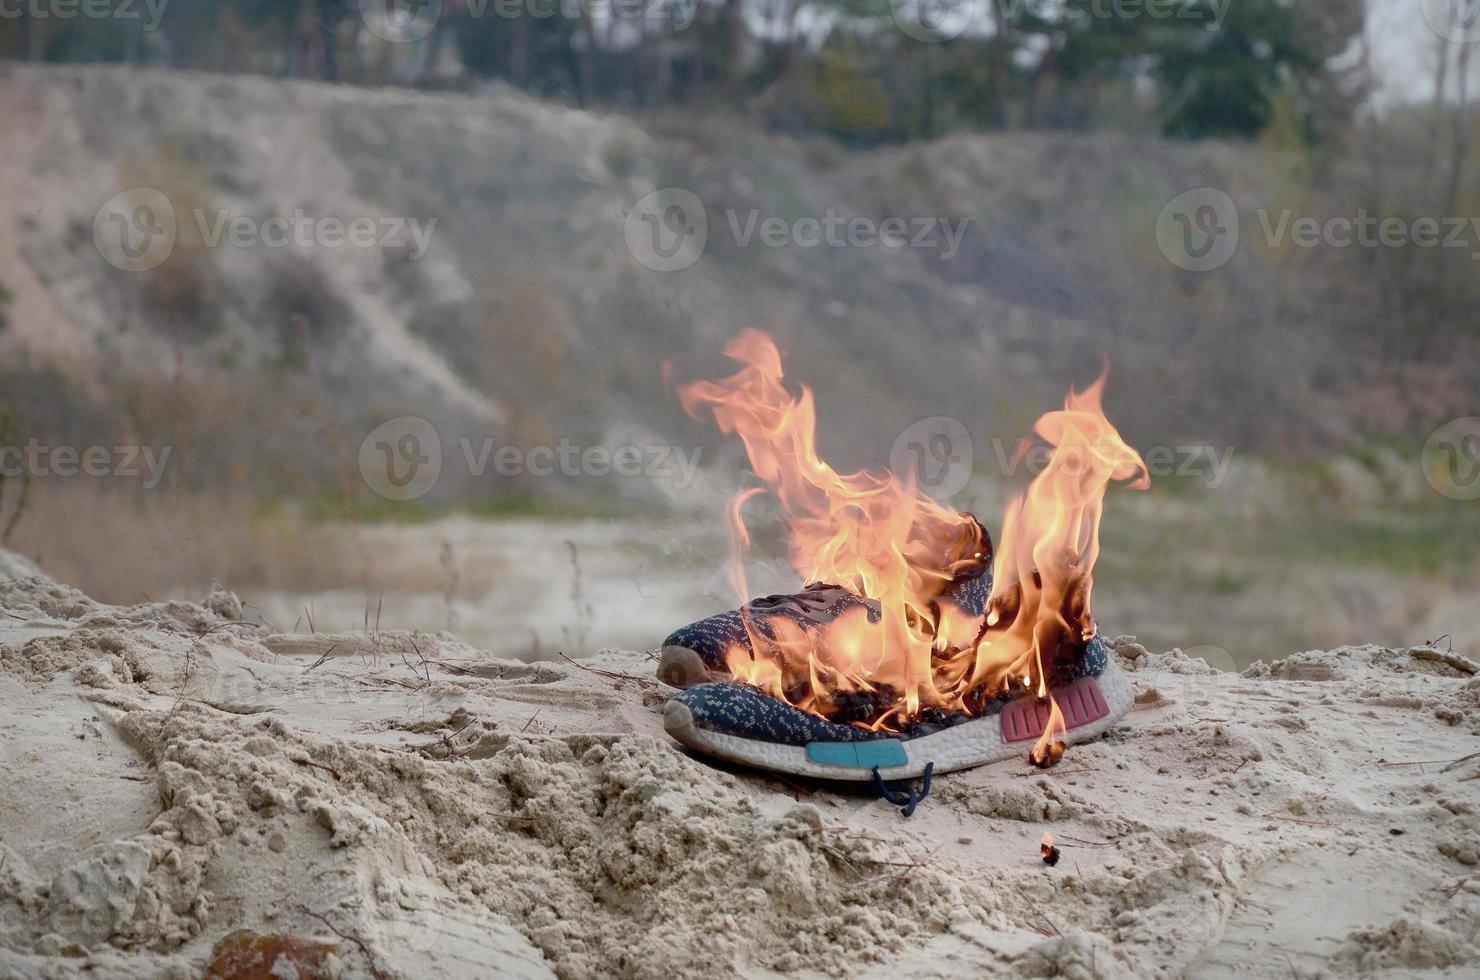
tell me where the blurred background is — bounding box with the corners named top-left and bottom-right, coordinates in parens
top-left (0, 0), bottom-right (1475, 666)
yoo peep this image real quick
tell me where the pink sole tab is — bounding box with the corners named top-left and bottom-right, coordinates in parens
top-left (1000, 676), bottom-right (1111, 743)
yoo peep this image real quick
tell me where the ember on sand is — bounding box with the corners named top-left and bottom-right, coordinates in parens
top-left (1040, 832), bottom-right (1062, 867)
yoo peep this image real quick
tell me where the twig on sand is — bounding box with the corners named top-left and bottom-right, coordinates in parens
top-left (417, 719), bottom-right (478, 759)
top-left (363, 676), bottom-right (422, 692)
top-left (1013, 765), bottom-right (1092, 779)
top-left (426, 658), bottom-right (477, 676)
top-left (156, 644), bottom-right (198, 739)
top-left (1377, 752), bottom-right (1480, 773)
top-left (557, 652), bottom-right (654, 686)
top-left (1262, 812), bottom-right (1334, 827)
top-left (404, 639), bottom-right (432, 685)
top-left (192, 621), bottom-right (257, 638)
top-left (862, 847), bottom-right (940, 885)
top-left (395, 646), bottom-right (431, 690)
top-left (1263, 793), bottom-right (1334, 827)
top-left (442, 719), bottom-right (477, 753)
top-left (1056, 833), bottom-right (1115, 848)
top-left (821, 836), bottom-right (940, 886)
top-left (305, 644), bottom-right (339, 672)
top-left (362, 595), bottom-right (385, 665)
top-left (1441, 752), bottom-right (1480, 773)
top-left (1032, 909), bottom-right (1062, 937)
top-left (291, 756), bottom-right (342, 781)
top-left (296, 907), bottom-right (387, 980)
top-left (818, 842), bottom-right (867, 879)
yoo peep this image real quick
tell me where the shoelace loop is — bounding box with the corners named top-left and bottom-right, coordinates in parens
top-left (871, 762), bottom-right (934, 818)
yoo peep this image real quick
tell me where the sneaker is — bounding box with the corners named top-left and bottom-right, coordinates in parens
top-left (656, 517), bottom-right (993, 689)
top-left (662, 632), bottom-right (1129, 781)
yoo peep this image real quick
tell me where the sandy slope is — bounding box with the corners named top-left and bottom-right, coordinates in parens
top-left (0, 71), bottom-right (100, 384)
top-left (0, 555), bottom-right (1477, 979)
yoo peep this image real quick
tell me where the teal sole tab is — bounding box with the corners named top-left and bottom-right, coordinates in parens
top-left (805, 739), bottom-right (909, 769)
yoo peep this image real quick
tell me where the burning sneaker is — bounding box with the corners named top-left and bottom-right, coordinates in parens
top-left (659, 329), bottom-right (1149, 783)
top-left (661, 632), bottom-right (1132, 782)
top-left (656, 517), bottom-right (992, 689)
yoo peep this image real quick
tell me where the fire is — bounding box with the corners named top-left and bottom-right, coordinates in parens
top-left (1040, 832), bottom-right (1061, 866)
top-left (1030, 698), bottom-right (1068, 769)
top-left (674, 329), bottom-right (1148, 739)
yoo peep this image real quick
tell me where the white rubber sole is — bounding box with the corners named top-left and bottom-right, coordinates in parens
top-left (658, 645), bottom-right (716, 688)
top-left (663, 659), bottom-right (1133, 781)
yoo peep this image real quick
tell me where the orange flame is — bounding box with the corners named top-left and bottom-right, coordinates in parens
top-left (1040, 831), bottom-right (1060, 864)
top-left (674, 330), bottom-right (1147, 736)
top-left (1030, 697), bottom-right (1067, 768)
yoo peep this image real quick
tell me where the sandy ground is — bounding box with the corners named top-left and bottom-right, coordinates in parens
top-left (1, 552), bottom-right (1478, 979)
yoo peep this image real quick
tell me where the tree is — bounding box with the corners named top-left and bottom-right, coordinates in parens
top-left (1155, 0), bottom-right (1313, 140)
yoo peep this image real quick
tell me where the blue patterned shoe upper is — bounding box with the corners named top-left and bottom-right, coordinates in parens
top-left (661, 583), bottom-right (881, 670)
top-left (672, 633), bottom-right (1110, 746)
top-left (662, 517), bottom-right (993, 675)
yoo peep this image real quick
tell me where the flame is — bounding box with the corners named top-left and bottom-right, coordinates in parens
top-left (1040, 831), bottom-right (1060, 865)
top-left (674, 330), bottom-right (1148, 738)
top-left (1030, 697), bottom-right (1067, 768)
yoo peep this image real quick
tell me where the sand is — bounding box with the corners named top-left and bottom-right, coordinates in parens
top-left (0, 553), bottom-right (1477, 979)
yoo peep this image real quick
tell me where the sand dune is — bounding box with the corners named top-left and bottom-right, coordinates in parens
top-left (0, 555), bottom-right (1476, 978)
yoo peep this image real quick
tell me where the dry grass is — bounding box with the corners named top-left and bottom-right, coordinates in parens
top-left (5, 481), bottom-right (496, 605)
